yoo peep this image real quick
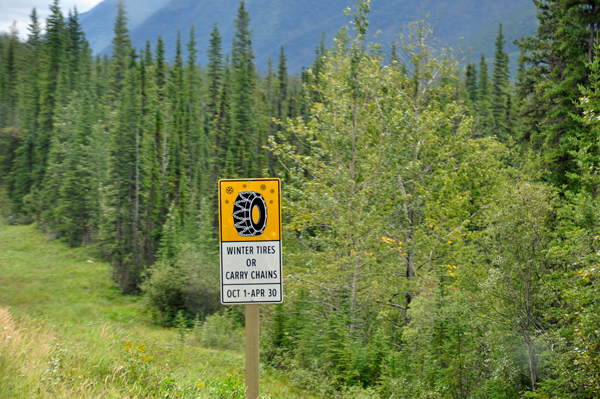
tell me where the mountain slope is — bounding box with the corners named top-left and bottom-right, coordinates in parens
top-left (79, 0), bottom-right (170, 57)
top-left (80, 0), bottom-right (533, 72)
top-left (462, 1), bottom-right (538, 76)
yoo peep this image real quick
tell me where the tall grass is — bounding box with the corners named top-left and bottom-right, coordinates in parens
top-left (0, 305), bottom-right (250, 398)
top-left (0, 222), bottom-right (312, 398)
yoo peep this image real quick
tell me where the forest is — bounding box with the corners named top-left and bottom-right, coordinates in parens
top-left (0, 0), bottom-right (599, 397)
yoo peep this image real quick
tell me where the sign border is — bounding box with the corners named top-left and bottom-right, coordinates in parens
top-left (218, 178), bottom-right (283, 305)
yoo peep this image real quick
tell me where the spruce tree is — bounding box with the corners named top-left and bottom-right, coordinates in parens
top-left (0, 24), bottom-right (22, 214)
top-left (491, 24), bottom-right (512, 141)
top-left (307, 32), bottom-right (327, 104)
top-left (155, 35), bottom-right (166, 94)
top-left (477, 53), bottom-right (492, 132)
top-left (10, 9), bottom-right (42, 215)
top-left (166, 31), bottom-right (189, 220)
top-left (154, 34), bottom-right (167, 196)
top-left (93, 53), bottom-right (110, 101)
top-left (313, 32), bottom-right (327, 83)
top-left (52, 46), bottom-right (98, 246)
top-left (185, 26), bottom-right (208, 196)
top-left (0, 24), bottom-right (18, 129)
top-left (517, 0), bottom-right (600, 189)
top-left (107, 49), bottom-right (144, 293)
top-left (214, 58), bottom-right (234, 179)
top-left (141, 53), bottom-right (163, 266)
top-left (144, 40), bottom-right (153, 67)
top-left (109, 0), bottom-right (131, 99)
top-left (66, 8), bottom-right (85, 93)
top-left (100, 0), bottom-right (146, 292)
top-left (231, 0), bottom-right (257, 177)
top-left (207, 22), bottom-right (223, 120)
top-left (142, 34), bottom-right (170, 266)
top-left (465, 62), bottom-right (477, 105)
top-left (34, 0), bottom-right (66, 192)
top-left (277, 45), bottom-right (288, 121)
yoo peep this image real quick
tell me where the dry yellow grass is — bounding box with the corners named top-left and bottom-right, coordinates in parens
top-left (0, 307), bottom-right (124, 397)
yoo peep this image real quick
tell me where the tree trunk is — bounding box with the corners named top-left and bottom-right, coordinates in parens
top-left (590, 4), bottom-right (596, 63)
top-left (524, 333), bottom-right (538, 390)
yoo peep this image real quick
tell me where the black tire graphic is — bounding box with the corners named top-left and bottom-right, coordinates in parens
top-left (232, 191), bottom-right (268, 237)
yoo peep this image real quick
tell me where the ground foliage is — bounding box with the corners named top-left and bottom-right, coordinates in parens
top-left (1, 0), bottom-right (600, 397)
top-left (0, 222), bottom-right (308, 398)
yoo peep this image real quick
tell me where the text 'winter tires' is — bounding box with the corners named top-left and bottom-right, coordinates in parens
top-left (232, 191), bottom-right (268, 237)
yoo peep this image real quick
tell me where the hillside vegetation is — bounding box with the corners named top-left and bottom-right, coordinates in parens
top-left (1, 0), bottom-right (600, 397)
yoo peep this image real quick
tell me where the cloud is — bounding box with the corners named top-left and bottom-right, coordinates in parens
top-left (0, 0), bottom-right (102, 38)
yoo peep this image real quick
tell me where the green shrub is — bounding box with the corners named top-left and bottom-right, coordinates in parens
top-left (142, 242), bottom-right (220, 326)
top-left (193, 310), bottom-right (244, 351)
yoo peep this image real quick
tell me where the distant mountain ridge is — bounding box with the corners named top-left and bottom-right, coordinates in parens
top-left (462, 1), bottom-right (538, 76)
top-left (79, 0), bottom-right (537, 73)
top-left (79, 0), bottom-right (170, 56)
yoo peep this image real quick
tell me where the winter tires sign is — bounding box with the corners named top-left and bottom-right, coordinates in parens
top-left (218, 179), bottom-right (282, 304)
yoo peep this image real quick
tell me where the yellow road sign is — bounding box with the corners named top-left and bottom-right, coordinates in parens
top-left (218, 178), bottom-right (282, 305)
top-left (218, 178), bottom-right (281, 242)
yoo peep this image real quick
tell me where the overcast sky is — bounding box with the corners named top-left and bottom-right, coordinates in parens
top-left (0, 0), bottom-right (102, 37)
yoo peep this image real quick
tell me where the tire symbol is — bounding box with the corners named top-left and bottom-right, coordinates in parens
top-left (232, 191), bottom-right (268, 237)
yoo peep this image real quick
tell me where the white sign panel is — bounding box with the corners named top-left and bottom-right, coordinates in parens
top-left (220, 241), bottom-right (282, 303)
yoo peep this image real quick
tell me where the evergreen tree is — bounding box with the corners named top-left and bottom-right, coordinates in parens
top-left (517, 0), bottom-right (600, 189)
top-left (152, 34), bottom-right (168, 223)
top-left (155, 35), bottom-right (166, 94)
top-left (206, 22), bottom-right (223, 120)
top-left (48, 46), bottom-right (98, 246)
top-left (185, 26), bottom-right (208, 196)
top-left (465, 62), bottom-right (478, 105)
top-left (277, 45), bottom-right (288, 121)
top-left (106, 49), bottom-right (144, 293)
top-left (65, 8), bottom-right (85, 93)
top-left (140, 53), bottom-right (163, 266)
top-left (305, 32), bottom-right (328, 104)
top-left (491, 24), bottom-right (512, 141)
top-left (34, 0), bottom-right (66, 192)
top-left (0, 24), bottom-right (24, 216)
top-left (10, 9), bottom-right (42, 216)
top-left (214, 58), bottom-right (234, 179)
top-left (264, 58), bottom-right (275, 116)
top-left (166, 31), bottom-right (189, 219)
top-left (93, 53), bottom-right (110, 101)
top-left (477, 53), bottom-right (492, 132)
top-left (137, 34), bottom-right (169, 268)
top-left (231, 0), bottom-right (257, 177)
top-left (109, 0), bottom-right (131, 99)
top-left (143, 40), bottom-right (153, 67)
top-left (0, 23), bottom-right (19, 128)
top-left (313, 32), bottom-right (327, 83)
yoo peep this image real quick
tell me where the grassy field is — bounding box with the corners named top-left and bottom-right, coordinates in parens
top-left (0, 222), bottom-right (310, 398)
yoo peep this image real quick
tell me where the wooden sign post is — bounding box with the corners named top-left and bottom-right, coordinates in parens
top-left (218, 178), bottom-right (282, 399)
top-left (245, 304), bottom-right (260, 399)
